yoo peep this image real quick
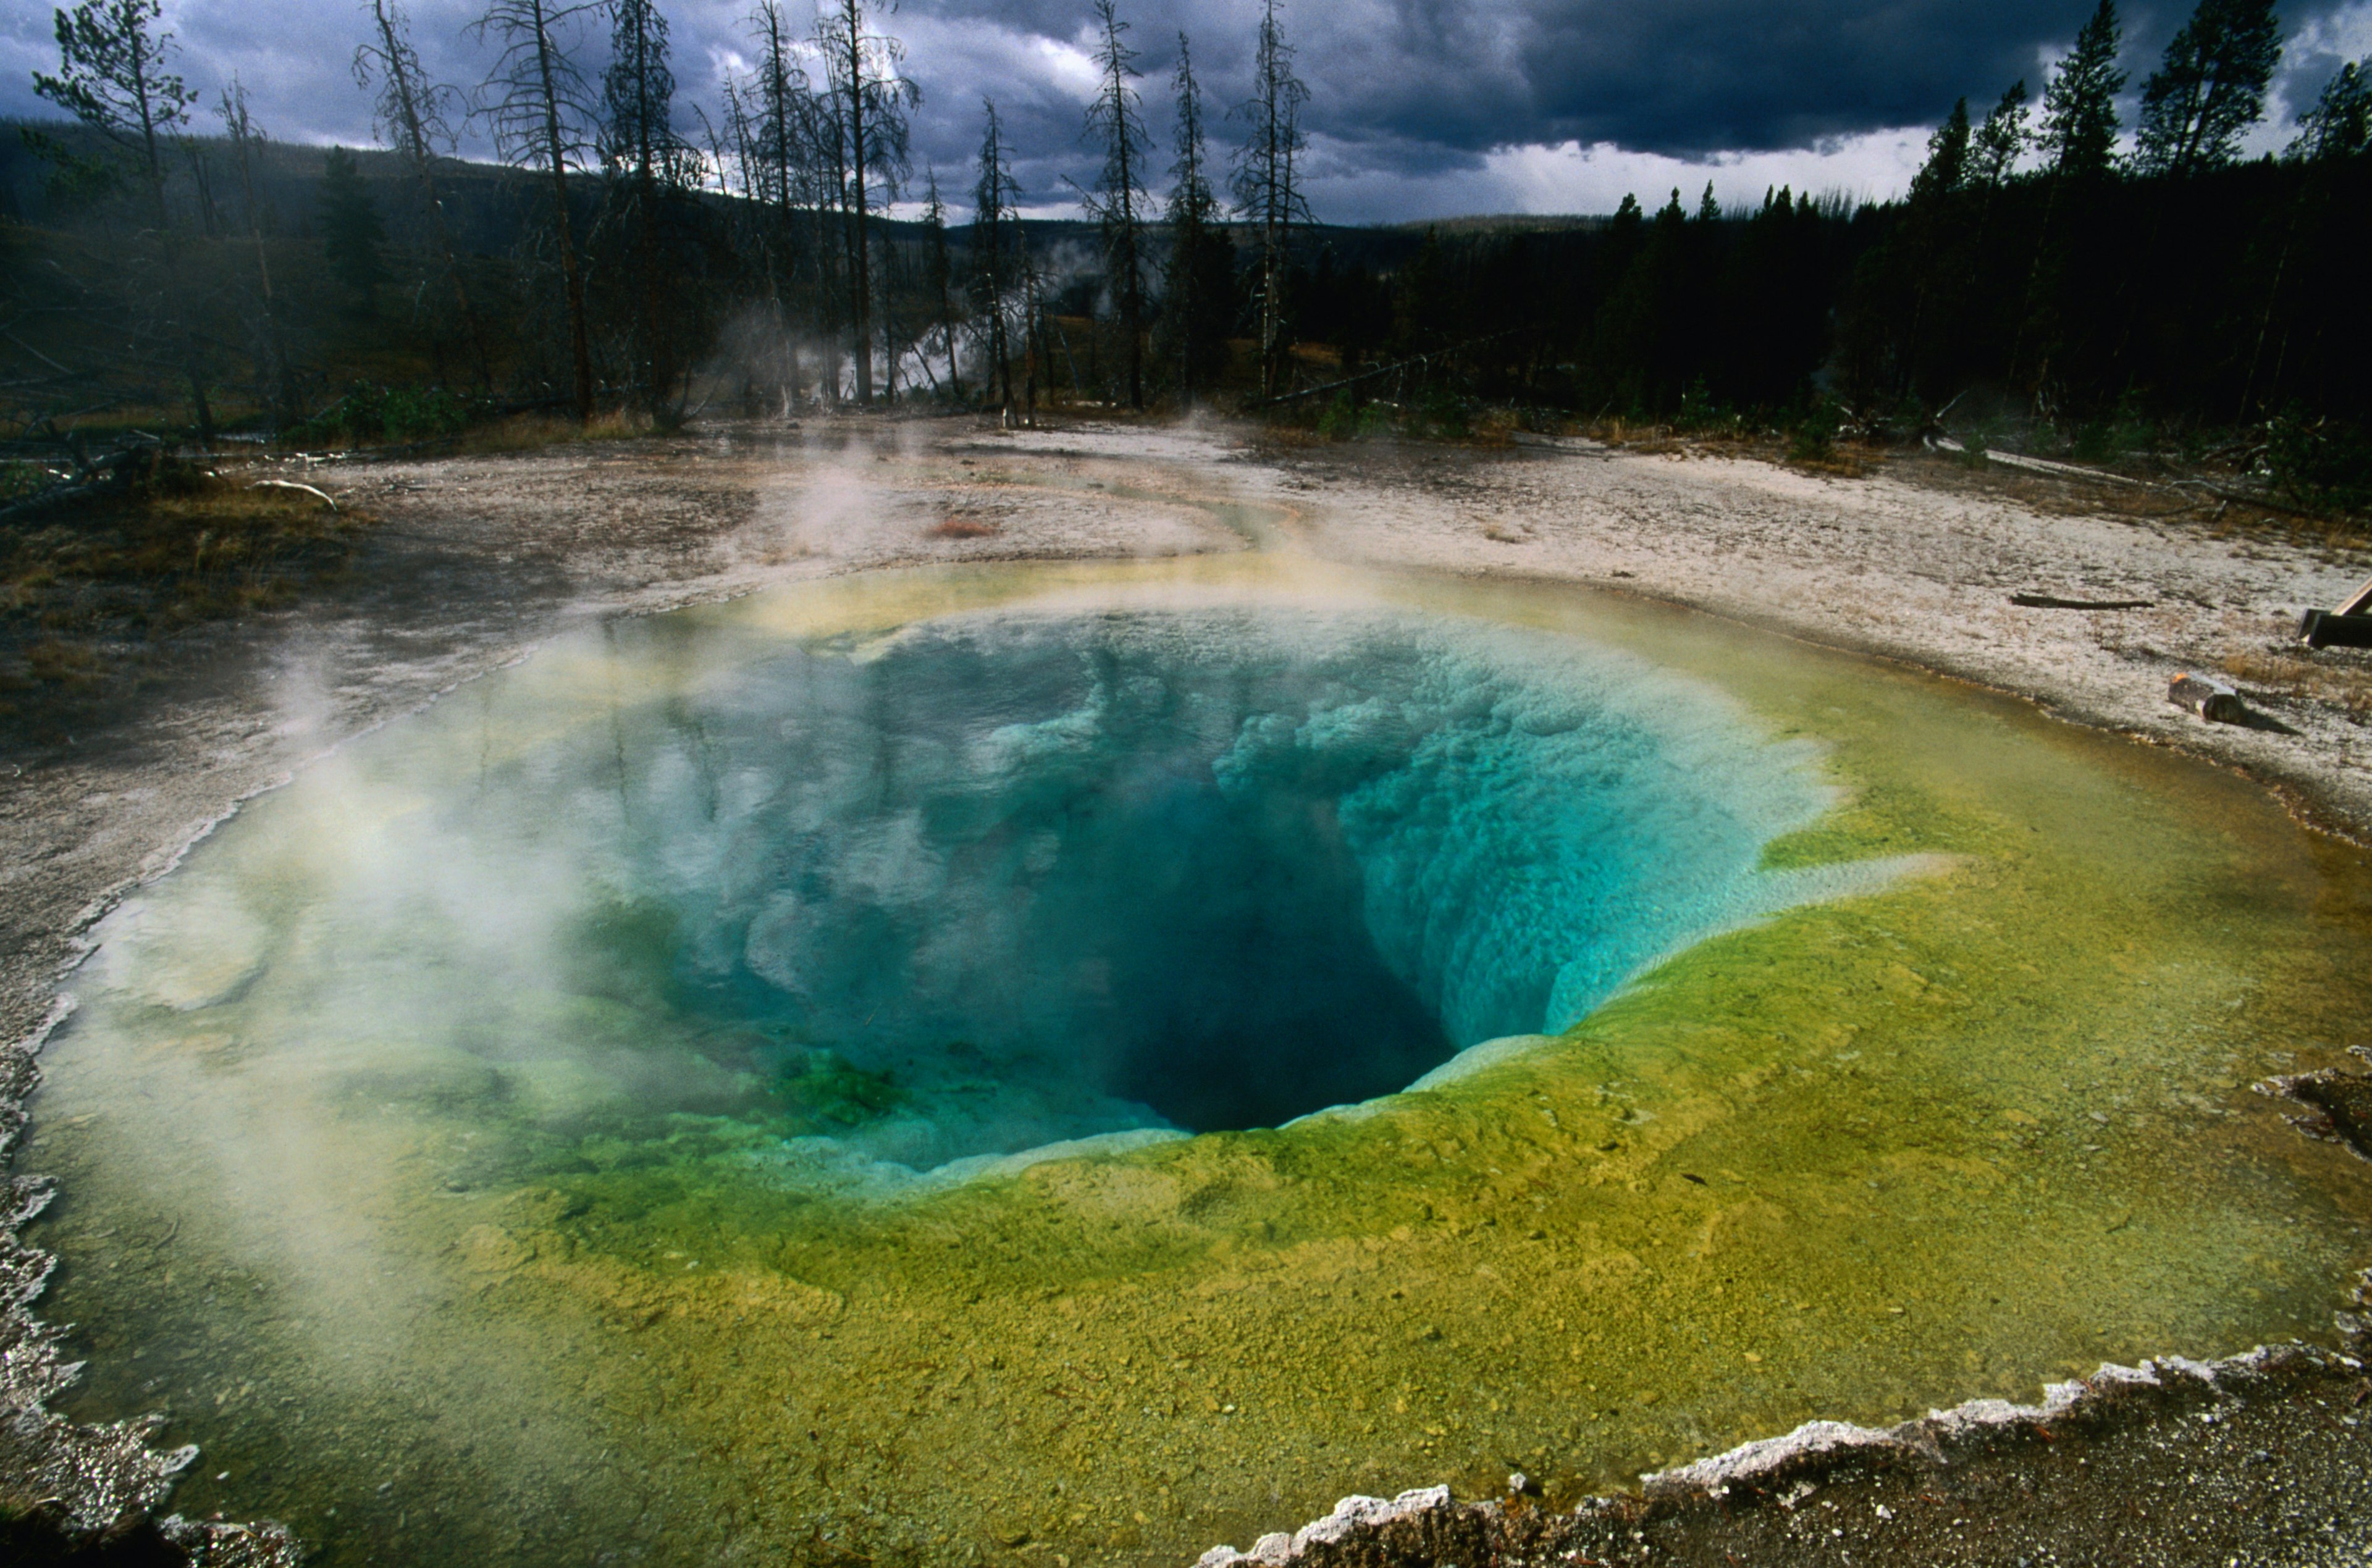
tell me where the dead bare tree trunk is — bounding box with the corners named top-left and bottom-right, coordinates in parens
top-left (820, 0), bottom-right (916, 405)
top-left (360, 0), bottom-right (494, 392)
top-left (474, 0), bottom-right (597, 423)
top-left (217, 81), bottom-right (291, 426)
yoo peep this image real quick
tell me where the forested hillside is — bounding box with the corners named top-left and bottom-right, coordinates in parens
top-left (1, 0), bottom-right (2365, 506)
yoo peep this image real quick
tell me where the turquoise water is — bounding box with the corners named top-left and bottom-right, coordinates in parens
top-left (82, 606), bottom-right (1844, 1180)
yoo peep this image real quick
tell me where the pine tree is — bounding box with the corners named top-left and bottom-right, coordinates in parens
top-left (1079, 0), bottom-right (1150, 409)
top-left (319, 146), bottom-right (389, 316)
top-left (33, 0), bottom-right (216, 438)
top-left (2287, 57), bottom-right (2371, 162)
top-left (1160, 31), bottom-right (1232, 404)
top-left (1892, 98), bottom-right (1979, 400)
top-left (2136, 0), bottom-right (2282, 175)
top-left (2041, 0), bottom-right (2127, 180)
top-left (1907, 99), bottom-right (1972, 206)
top-left (32, 0), bottom-right (191, 228)
top-left (1970, 82), bottom-right (2031, 190)
top-left (2247, 56), bottom-right (2370, 413)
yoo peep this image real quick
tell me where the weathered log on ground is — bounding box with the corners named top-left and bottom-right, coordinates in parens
top-left (2009, 592), bottom-right (2154, 610)
top-left (248, 479), bottom-right (337, 511)
top-left (2168, 673), bottom-right (2247, 723)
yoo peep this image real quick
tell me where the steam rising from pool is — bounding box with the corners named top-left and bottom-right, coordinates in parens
top-left (87, 606), bottom-right (1854, 1180)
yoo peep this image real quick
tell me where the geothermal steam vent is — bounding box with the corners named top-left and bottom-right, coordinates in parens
top-left (91, 606), bottom-right (1847, 1183)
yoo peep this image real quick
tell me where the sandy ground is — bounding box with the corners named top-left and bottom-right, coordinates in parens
top-left (1247, 432), bottom-right (2372, 842)
top-left (6, 414), bottom-right (2372, 1563)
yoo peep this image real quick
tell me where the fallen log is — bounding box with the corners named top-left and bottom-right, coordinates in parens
top-left (2168, 673), bottom-right (2247, 723)
top-left (1981, 448), bottom-right (2154, 487)
top-left (2009, 592), bottom-right (2155, 610)
top-left (248, 479), bottom-right (337, 511)
top-left (1242, 329), bottom-right (1527, 409)
top-left (1927, 436), bottom-right (2347, 524)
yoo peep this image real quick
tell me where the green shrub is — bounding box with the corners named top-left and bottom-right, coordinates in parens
top-left (286, 382), bottom-right (482, 448)
top-left (1676, 377), bottom-right (1728, 432)
top-left (1419, 387), bottom-right (1469, 438)
top-left (2266, 411), bottom-right (2372, 514)
top-left (1786, 405), bottom-right (1840, 464)
top-left (1316, 392), bottom-right (1358, 441)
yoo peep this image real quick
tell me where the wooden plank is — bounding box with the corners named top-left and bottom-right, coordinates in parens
top-left (2301, 610), bottom-right (2372, 649)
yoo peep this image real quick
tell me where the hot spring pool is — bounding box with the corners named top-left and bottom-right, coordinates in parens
top-left (23, 556), bottom-right (2372, 1566)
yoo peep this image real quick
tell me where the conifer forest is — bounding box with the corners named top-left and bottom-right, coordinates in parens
top-left (1, 0), bottom-right (2366, 506)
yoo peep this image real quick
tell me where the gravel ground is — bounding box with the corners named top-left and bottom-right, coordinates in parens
top-left (1232, 432), bottom-right (2372, 841)
top-left (6, 414), bottom-right (2371, 1564)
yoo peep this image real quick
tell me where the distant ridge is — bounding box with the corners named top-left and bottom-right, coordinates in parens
top-left (1387, 213), bottom-right (1609, 234)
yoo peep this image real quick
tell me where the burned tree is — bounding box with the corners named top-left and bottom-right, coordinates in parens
top-left (743, 0), bottom-right (817, 405)
top-left (1230, 0), bottom-right (1310, 398)
top-left (471, 0), bottom-right (599, 422)
top-left (817, 0), bottom-right (918, 403)
top-left (923, 167), bottom-right (963, 401)
top-left (972, 99), bottom-right (1022, 421)
top-left (599, 0), bottom-right (686, 419)
top-left (356, 0), bottom-right (492, 388)
top-left (1160, 31), bottom-right (1232, 404)
top-left (1079, 0), bottom-right (1150, 409)
top-left (215, 80), bottom-right (290, 424)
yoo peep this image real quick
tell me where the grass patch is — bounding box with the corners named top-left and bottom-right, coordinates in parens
top-left (0, 461), bottom-right (366, 740)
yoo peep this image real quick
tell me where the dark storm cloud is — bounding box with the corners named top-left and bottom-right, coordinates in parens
top-left (1037, 0), bottom-right (2365, 160)
top-left (2, 0), bottom-right (2367, 219)
top-left (1300, 0), bottom-right (2087, 158)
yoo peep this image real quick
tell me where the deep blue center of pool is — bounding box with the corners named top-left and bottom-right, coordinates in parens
top-left (675, 629), bottom-right (1462, 1134)
top-left (498, 608), bottom-right (1827, 1157)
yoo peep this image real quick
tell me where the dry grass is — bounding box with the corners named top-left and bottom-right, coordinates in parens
top-left (0, 466), bottom-right (366, 736)
top-left (2218, 646), bottom-right (2372, 721)
top-left (299, 408), bottom-right (659, 461)
top-left (448, 409), bottom-right (654, 455)
top-left (1467, 408), bottom-right (1522, 448)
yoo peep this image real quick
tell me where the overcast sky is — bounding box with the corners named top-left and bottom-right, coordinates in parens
top-left (4, 0), bottom-right (2370, 222)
